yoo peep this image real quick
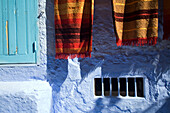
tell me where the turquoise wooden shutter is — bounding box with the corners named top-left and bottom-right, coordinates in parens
top-left (0, 0), bottom-right (38, 64)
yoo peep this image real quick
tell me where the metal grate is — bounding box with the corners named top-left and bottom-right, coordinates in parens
top-left (94, 77), bottom-right (144, 97)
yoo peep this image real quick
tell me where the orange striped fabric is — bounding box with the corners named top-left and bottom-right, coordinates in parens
top-left (112, 0), bottom-right (158, 46)
top-left (163, 0), bottom-right (170, 40)
top-left (55, 0), bottom-right (94, 59)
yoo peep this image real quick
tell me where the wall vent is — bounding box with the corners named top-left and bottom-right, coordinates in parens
top-left (94, 77), bottom-right (144, 98)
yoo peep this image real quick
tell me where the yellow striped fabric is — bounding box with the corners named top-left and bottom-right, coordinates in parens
top-left (112, 0), bottom-right (158, 46)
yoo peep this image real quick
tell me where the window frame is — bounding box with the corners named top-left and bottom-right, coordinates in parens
top-left (0, 0), bottom-right (39, 65)
top-left (94, 76), bottom-right (146, 99)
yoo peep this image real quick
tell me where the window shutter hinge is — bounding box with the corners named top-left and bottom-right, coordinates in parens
top-left (33, 41), bottom-right (36, 53)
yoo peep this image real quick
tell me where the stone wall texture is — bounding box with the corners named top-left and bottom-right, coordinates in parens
top-left (0, 0), bottom-right (169, 113)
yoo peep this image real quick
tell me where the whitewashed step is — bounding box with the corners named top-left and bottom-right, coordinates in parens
top-left (0, 81), bottom-right (52, 113)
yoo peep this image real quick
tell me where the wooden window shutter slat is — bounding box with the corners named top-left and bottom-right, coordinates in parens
top-left (8, 0), bottom-right (17, 55)
top-left (16, 0), bottom-right (27, 55)
top-left (0, 0), bottom-right (3, 55)
top-left (1, 0), bottom-right (8, 55)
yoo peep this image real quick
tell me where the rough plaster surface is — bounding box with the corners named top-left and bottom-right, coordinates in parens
top-left (47, 0), bottom-right (170, 112)
top-left (0, 0), bottom-right (169, 113)
top-left (0, 81), bottom-right (52, 113)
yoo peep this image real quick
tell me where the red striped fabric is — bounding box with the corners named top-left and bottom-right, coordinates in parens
top-left (55, 0), bottom-right (94, 59)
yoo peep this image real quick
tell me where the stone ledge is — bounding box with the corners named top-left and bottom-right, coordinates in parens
top-left (0, 81), bottom-right (52, 113)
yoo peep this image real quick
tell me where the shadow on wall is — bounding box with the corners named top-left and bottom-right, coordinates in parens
top-left (142, 98), bottom-right (170, 113)
top-left (88, 98), bottom-right (132, 113)
top-left (46, 0), bottom-right (68, 93)
top-left (46, 0), bottom-right (115, 90)
top-left (78, 0), bottom-right (116, 81)
top-left (156, 98), bottom-right (170, 113)
top-left (89, 98), bottom-right (119, 113)
top-left (46, 0), bottom-right (68, 112)
top-left (101, 49), bottom-right (170, 77)
top-left (78, 57), bottom-right (104, 83)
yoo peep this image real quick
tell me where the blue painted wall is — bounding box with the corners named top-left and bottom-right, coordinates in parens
top-left (0, 0), bottom-right (169, 112)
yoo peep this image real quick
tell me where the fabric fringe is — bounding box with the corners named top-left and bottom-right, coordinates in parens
top-left (117, 37), bottom-right (158, 46)
top-left (55, 53), bottom-right (91, 59)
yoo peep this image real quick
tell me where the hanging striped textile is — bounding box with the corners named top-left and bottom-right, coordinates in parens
top-left (163, 0), bottom-right (170, 40)
top-left (55, 0), bottom-right (94, 59)
top-left (112, 0), bottom-right (158, 46)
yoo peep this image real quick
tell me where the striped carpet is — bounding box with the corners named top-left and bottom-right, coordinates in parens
top-left (112, 0), bottom-right (158, 46)
top-left (55, 0), bottom-right (94, 59)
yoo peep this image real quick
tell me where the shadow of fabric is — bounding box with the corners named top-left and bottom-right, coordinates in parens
top-left (156, 98), bottom-right (170, 113)
top-left (142, 98), bottom-right (170, 113)
top-left (46, 1), bottom-right (68, 112)
top-left (88, 98), bottom-right (132, 113)
top-left (46, 0), bottom-right (68, 92)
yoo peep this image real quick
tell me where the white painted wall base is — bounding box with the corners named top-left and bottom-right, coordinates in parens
top-left (0, 81), bottom-right (52, 113)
